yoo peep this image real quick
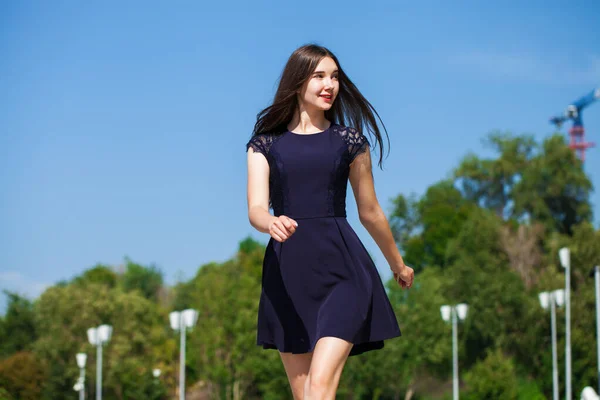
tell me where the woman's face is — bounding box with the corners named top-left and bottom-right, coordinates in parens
top-left (298, 56), bottom-right (339, 112)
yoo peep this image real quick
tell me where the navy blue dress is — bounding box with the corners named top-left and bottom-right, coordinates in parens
top-left (246, 123), bottom-right (401, 356)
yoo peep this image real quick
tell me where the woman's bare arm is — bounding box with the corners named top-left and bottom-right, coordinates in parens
top-left (247, 148), bottom-right (297, 242)
top-left (349, 148), bottom-right (414, 288)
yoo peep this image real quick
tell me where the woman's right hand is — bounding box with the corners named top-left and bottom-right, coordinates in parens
top-left (269, 215), bottom-right (298, 242)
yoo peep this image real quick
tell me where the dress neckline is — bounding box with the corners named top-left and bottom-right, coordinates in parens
top-left (288, 123), bottom-right (335, 136)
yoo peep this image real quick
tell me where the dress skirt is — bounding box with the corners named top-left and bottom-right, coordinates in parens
top-left (256, 216), bottom-right (401, 357)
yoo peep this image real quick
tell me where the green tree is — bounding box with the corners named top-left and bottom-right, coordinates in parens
top-left (390, 181), bottom-right (473, 271)
top-left (418, 181), bottom-right (473, 269)
top-left (120, 258), bottom-right (164, 302)
top-left (0, 352), bottom-right (46, 400)
top-left (554, 222), bottom-right (600, 392)
top-left (73, 264), bottom-right (118, 288)
top-left (384, 268), bottom-right (452, 398)
top-left (0, 291), bottom-right (37, 358)
top-left (463, 348), bottom-right (518, 400)
top-left (513, 134), bottom-right (592, 235)
top-left (173, 237), bottom-right (290, 400)
top-left (0, 387), bottom-right (14, 400)
top-left (454, 131), bottom-right (536, 218)
top-left (33, 283), bottom-right (175, 400)
top-left (443, 209), bottom-right (532, 366)
top-left (389, 193), bottom-right (420, 247)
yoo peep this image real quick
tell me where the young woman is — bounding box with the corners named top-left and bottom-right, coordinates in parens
top-left (246, 44), bottom-right (414, 400)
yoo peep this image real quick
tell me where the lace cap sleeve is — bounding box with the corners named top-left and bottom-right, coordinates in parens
top-left (343, 127), bottom-right (370, 162)
top-left (246, 134), bottom-right (270, 156)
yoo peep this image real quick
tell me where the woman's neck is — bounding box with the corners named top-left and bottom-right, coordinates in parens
top-left (288, 108), bottom-right (329, 134)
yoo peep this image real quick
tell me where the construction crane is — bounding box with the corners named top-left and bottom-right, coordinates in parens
top-left (550, 87), bottom-right (599, 162)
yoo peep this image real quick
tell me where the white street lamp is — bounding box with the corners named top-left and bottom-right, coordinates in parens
top-left (74, 353), bottom-right (87, 400)
top-left (559, 247), bottom-right (572, 400)
top-left (73, 381), bottom-right (84, 393)
top-left (590, 265), bottom-right (600, 394)
top-left (87, 324), bottom-right (113, 400)
top-left (170, 309), bottom-right (198, 400)
top-left (582, 386), bottom-right (600, 400)
top-left (539, 289), bottom-right (565, 400)
top-left (441, 303), bottom-right (468, 400)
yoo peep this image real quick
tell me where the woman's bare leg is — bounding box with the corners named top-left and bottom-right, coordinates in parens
top-left (280, 351), bottom-right (313, 400)
top-left (304, 337), bottom-right (353, 400)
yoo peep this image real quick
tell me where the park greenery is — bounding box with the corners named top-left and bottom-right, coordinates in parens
top-left (1, 131), bottom-right (599, 399)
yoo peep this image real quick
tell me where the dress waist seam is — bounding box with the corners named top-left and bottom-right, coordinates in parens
top-left (281, 214), bottom-right (346, 220)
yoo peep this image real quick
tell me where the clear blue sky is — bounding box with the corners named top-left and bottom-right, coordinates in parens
top-left (1, 1), bottom-right (599, 313)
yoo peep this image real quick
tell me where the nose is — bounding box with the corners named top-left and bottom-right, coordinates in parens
top-left (323, 77), bottom-right (334, 89)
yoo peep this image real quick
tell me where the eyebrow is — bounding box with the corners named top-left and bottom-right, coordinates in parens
top-left (313, 70), bottom-right (339, 74)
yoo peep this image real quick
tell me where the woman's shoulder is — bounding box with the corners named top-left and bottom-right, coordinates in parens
top-left (330, 124), bottom-right (370, 162)
top-left (245, 131), bottom-right (283, 156)
top-left (331, 124), bottom-right (369, 145)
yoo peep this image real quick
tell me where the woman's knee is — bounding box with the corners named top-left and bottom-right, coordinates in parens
top-left (304, 369), bottom-right (334, 397)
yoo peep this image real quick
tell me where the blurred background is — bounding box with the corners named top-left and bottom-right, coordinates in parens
top-left (1, 1), bottom-right (599, 399)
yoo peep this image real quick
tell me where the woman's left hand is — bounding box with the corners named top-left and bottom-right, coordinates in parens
top-left (392, 264), bottom-right (414, 290)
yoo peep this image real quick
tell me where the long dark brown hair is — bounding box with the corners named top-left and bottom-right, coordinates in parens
top-left (252, 43), bottom-right (389, 167)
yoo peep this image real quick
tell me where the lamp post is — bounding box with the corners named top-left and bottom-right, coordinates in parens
top-left (539, 289), bottom-right (565, 400)
top-left (87, 324), bottom-right (113, 400)
top-left (591, 265), bottom-right (600, 394)
top-left (559, 247), bottom-right (572, 400)
top-left (170, 309), bottom-right (198, 400)
top-left (440, 303), bottom-right (468, 400)
top-left (74, 353), bottom-right (87, 400)
top-left (152, 368), bottom-right (162, 400)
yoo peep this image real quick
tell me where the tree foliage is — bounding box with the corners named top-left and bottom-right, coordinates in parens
top-left (2, 131), bottom-right (599, 399)
top-left (463, 348), bottom-right (519, 400)
top-left (72, 264), bottom-right (118, 288)
top-left (120, 258), bottom-right (164, 302)
top-left (513, 135), bottom-right (593, 234)
top-left (455, 132), bottom-right (592, 234)
top-left (33, 282), bottom-right (173, 399)
top-left (454, 131), bottom-right (536, 218)
top-left (390, 181), bottom-right (473, 271)
top-left (0, 292), bottom-right (37, 358)
top-left (0, 352), bottom-right (46, 400)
